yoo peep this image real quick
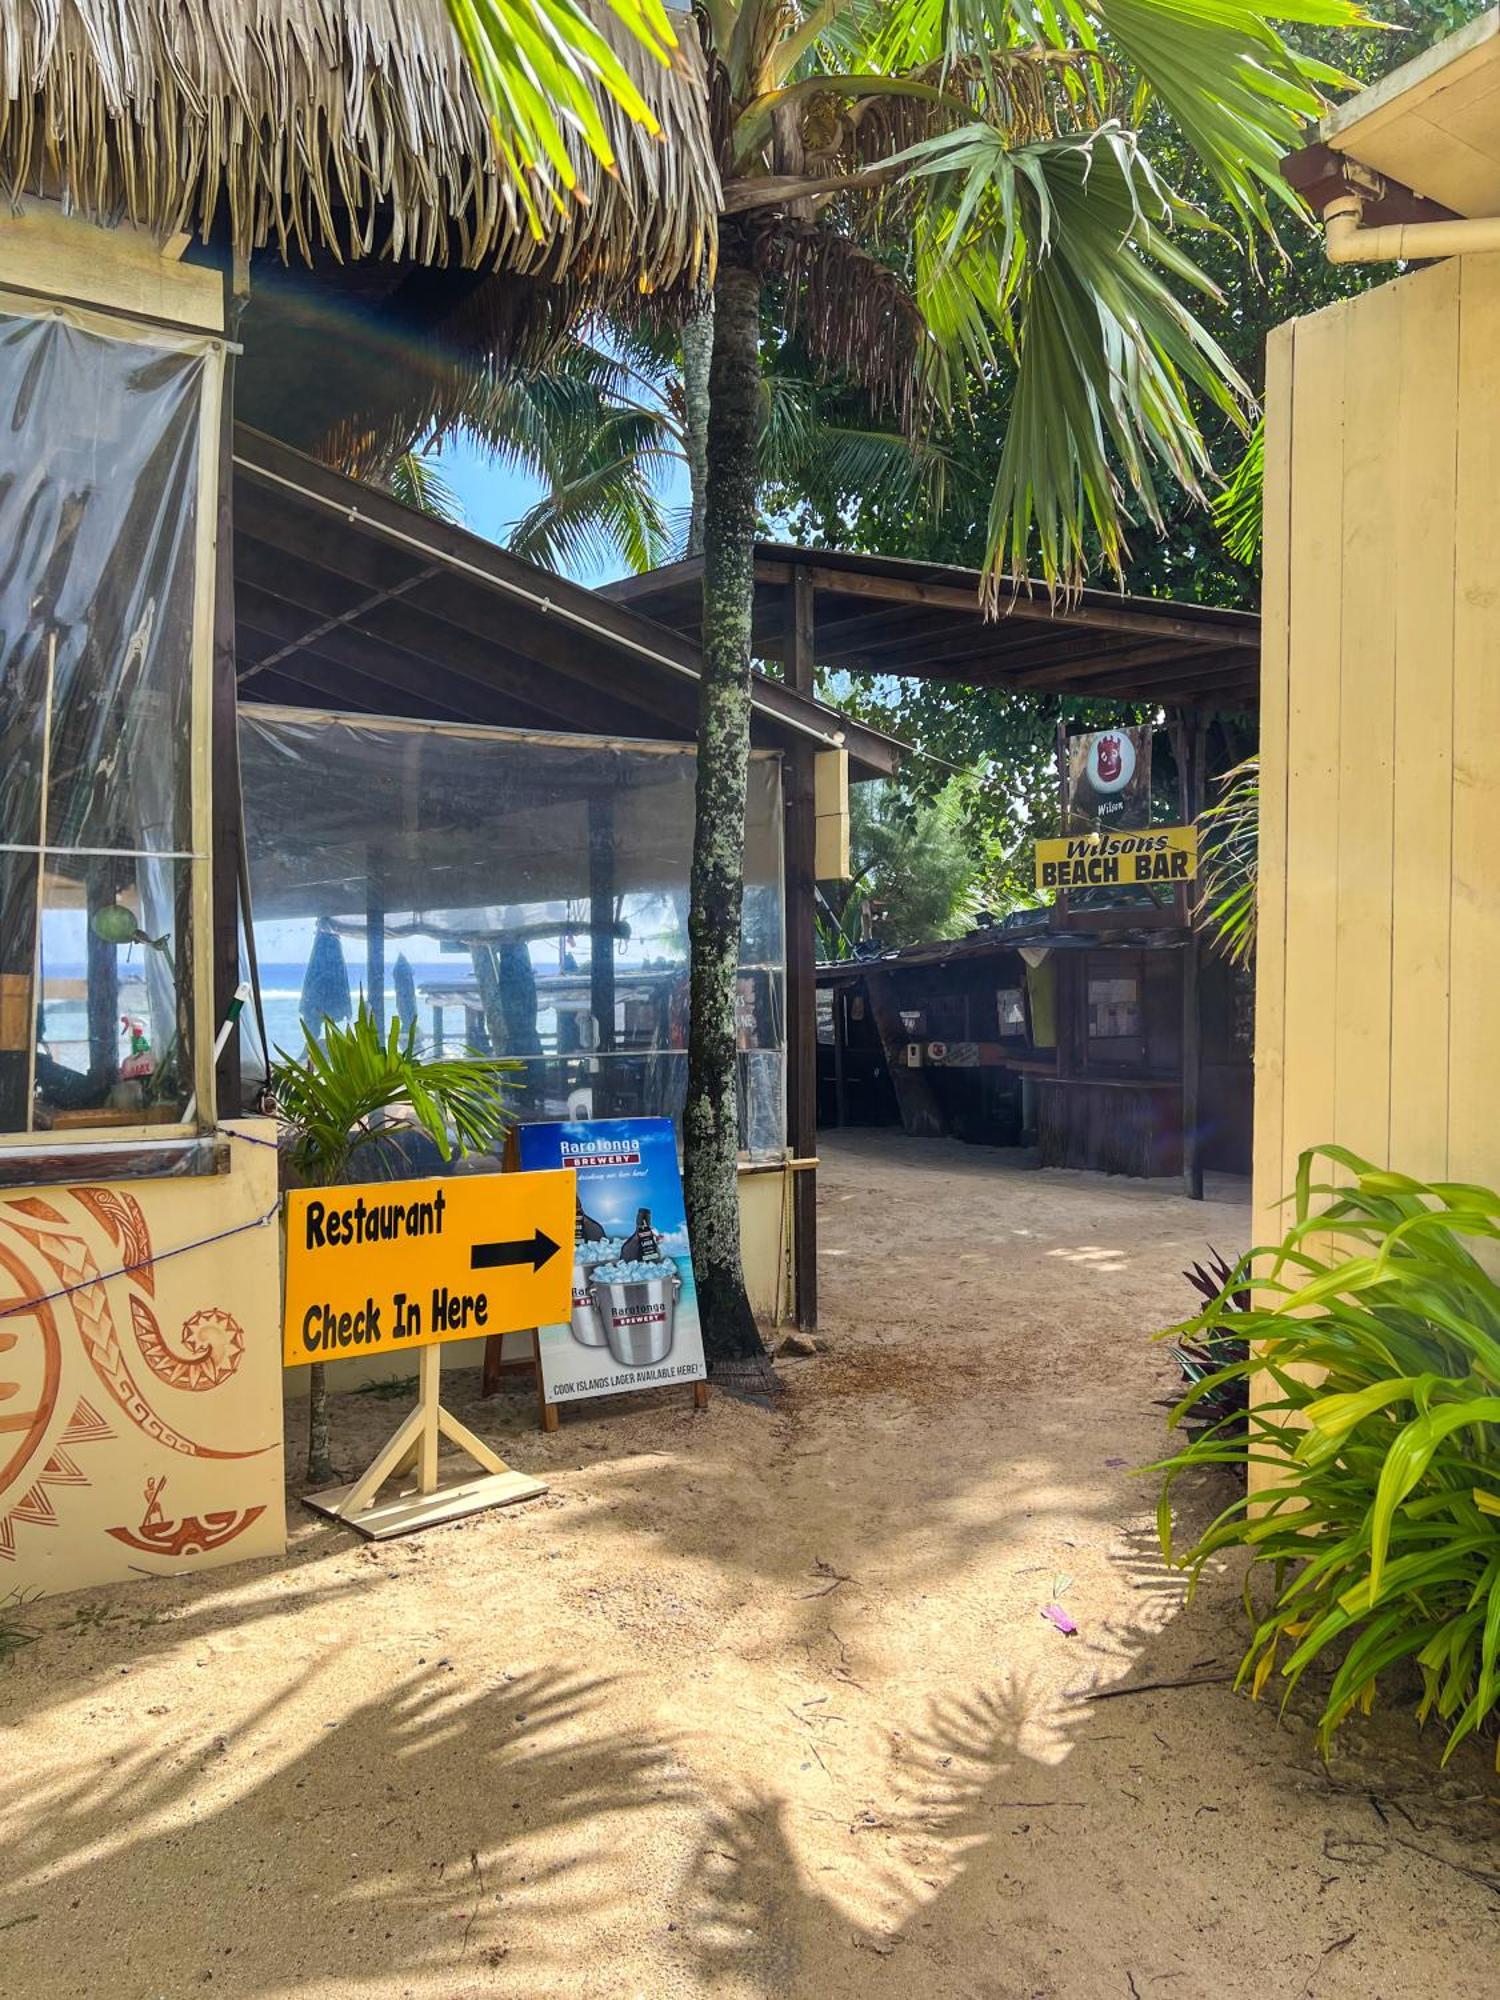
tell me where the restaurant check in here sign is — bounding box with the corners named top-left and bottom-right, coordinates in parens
top-left (282, 1169), bottom-right (575, 1367)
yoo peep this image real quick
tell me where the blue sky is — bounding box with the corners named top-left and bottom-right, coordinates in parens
top-left (434, 429), bottom-right (694, 590)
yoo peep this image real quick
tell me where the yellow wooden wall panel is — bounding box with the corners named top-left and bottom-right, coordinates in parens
top-left (1278, 302), bottom-right (1348, 1213)
top-left (1251, 324), bottom-right (1296, 1250)
top-left (1388, 259), bottom-right (1460, 1181)
top-left (1448, 254), bottom-right (1500, 1188)
top-left (1331, 277), bottom-right (1403, 1170)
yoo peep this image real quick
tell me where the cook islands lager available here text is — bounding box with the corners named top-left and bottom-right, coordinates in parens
top-left (517, 1118), bottom-right (707, 1403)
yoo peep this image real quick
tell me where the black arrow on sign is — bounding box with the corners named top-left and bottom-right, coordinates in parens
top-left (471, 1229), bottom-right (561, 1273)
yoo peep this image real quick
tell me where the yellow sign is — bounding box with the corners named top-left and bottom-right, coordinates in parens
top-left (1034, 823), bottom-right (1199, 892)
top-left (282, 1169), bottom-right (575, 1368)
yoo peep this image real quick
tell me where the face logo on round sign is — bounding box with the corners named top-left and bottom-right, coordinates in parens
top-left (1088, 732), bottom-right (1134, 794)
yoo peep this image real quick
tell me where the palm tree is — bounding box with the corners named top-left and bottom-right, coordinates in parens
top-left (381, 327), bottom-right (949, 568)
top-left (450, 0), bottom-right (1364, 1366)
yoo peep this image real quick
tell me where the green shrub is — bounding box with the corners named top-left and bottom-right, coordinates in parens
top-left (1155, 1145), bottom-right (1500, 1769)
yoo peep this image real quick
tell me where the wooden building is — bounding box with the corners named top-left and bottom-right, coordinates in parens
top-left (1258, 16), bottom-right (1500, 1248)
top-left (816, 911), bottom-right (1253, 1182)
top-left (614, 547), bottom-right (1262, 1197)
top-left (0, 4), bottom-right (880, 1597)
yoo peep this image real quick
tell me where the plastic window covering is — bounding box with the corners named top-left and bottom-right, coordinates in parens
top-left (0, 305), bottom-right (212, 1137)
top-left (238, 709), bottom-right (788, 1161)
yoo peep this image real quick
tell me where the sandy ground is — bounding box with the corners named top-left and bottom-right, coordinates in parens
top-left (3, 1131), bottom-right (1498, 2000)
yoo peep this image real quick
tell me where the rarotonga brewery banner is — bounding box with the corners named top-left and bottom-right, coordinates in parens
top-left (516, 1118), bottom-right (707, 1405)
top-left (1067, 725), bottom-right (1152, 832)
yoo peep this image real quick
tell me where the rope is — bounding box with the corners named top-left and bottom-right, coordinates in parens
top-left (0, 1196), bottom-right (281, 1321)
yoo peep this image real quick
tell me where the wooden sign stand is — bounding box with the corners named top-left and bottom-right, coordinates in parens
top-left (305, 1343), bottom-right (546, 1540)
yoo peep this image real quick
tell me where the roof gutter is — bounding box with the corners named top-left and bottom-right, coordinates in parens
top-left (1323, 191), bottom-right (1500, 263)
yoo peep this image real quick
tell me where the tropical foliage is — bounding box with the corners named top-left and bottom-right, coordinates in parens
top-left (442, 0), bottom-right (683, 227)
top-left (271, 1003), bottom-right (519, 1480)
top-left (1156, 1147), bottom-right (1500, 1769)
top-left (1196, 754), bottom-right (1259, 966)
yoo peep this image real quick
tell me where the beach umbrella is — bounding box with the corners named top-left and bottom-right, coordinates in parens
top-left (299, 919), bottom-right (351, 1037)
top-left (393, 952), bottom-right (419, 1033)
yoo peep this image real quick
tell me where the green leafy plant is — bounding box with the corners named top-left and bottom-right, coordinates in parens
top-left (1167, 1250), bottom-right (1249, 1433)
top-left (1156, 1146), bottom-right (1500, 1769)
top-left (1196, 755), bottom-right (1258, 968)
top-left (271, 1002), bottom-right (520, 1483)
top-left (0, 1590), bottom-right (39, 1664)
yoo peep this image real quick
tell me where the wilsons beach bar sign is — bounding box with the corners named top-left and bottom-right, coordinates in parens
top-left (1033, 823), bottom-right (1199, 892)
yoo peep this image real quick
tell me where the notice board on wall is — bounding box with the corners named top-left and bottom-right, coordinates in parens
top-left (517, 1118), bottom-right (707, 1406)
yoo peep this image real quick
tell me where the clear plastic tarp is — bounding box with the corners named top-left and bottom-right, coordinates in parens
top-left (0, 304), bottom-right (211, 1135)
top-left (238, 709), bottom-right (787, 1159)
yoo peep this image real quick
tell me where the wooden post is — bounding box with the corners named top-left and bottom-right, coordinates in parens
top-left (366, 854), bottom-right (385, 1031)
top-left (533, 1328), bottom-right (560, 1431)
top-left (785, 568), bottom-right (819, 1330)
top-left (211, 280), bottom-right (246, 1121)
top-left (831, 986), bottom-right (848, 1128)
top-left (588, 794), bottom-right (616, 1120)
top-left (1174, 712), bottom-right (1206, 1201)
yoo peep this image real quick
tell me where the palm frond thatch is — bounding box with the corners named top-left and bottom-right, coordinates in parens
top-left (0, 0), bottom-right (720, 295)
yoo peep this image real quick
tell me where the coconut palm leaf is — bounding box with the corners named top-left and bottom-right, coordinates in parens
top-left (897, 121), bottom-right (1247, 590)
top-left (445, 0), bottom-right (681, 228)
top-left (1214, 419), bottom-right (1266, 564)
top-left (1196, 755), bottom-right (1258, 966)
top-left (386, 453), bottom-right (466, 524)
top-left (506, 432), bottom-right (674, 572)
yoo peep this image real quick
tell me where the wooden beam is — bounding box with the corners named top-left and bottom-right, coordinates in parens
top-left (1027, 650), bottom-right (1260, 700)
top-left (801, 564), bottom-right (1260, 649)
top-left (785, 566), bottom-right (819, 1330)
top-left (235, 576), bottom-right (670, 739)
top-left (0, 1135), bottom-right (230, 1188)
top-left (213, 280), bottom-right (248, 1119)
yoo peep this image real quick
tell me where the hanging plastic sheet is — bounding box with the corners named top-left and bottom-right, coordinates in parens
top-left (238, 708), bottom-right (788, 1159)
top-left (0, 303), bottom-right (213, 1134)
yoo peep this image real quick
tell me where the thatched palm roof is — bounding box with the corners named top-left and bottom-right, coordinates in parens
top-left (0, 0), bottom-right (718, 295)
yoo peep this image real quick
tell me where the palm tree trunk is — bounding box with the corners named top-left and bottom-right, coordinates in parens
top-left (682, 293), bottom-right (713, 558)
top-left (306, 1361), bottom-right (332, 1485)
top-left (685, 257), bottom-right (766, 1366)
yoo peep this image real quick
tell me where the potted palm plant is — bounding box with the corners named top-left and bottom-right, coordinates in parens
top-left (270, 1001), bottom-right (519, 1484)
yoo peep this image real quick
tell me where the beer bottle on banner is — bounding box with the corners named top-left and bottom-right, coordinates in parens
top-left (576, 1200), bottom-right (606, 1244)
top-left (622, 1208), bottom-right (660, 1263)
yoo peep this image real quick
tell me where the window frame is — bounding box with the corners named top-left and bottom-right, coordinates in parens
top-left (0, 284), bottom-right (226, 1149)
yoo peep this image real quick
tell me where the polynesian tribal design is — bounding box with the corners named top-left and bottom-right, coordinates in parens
top-left (72, 1185), bottom-right (155, 1294)
top-left (0, 1390), bottom-right (112, 1562)
top-left (0, 1193), bottom-right (272, 1465)
top-left (106, 1475), bottom-right (266, 1560)
top-left (131, 1299), bottom-right (245, 1392)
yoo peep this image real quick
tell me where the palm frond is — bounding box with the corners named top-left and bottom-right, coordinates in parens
top-left (271, 1000), bottom-right (519, 1185)
top-left (1196, 754), bottom-right (1258, 966)
top-left (899, 119), bottom-right (1250, 591)
top-left (385, 453), bottom-right (465, 523)
top-left (507, 442), bottom-right (673, 573)
top-left (872, 0), bottom-right (1371, 228)
top-left (1214, 419), bottom-right (1265, 565)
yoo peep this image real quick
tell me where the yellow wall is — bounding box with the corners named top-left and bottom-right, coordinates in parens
top-left (1256, 253), bottom-right (1500, 1244)
top-left (1, 1125), bottom-right (287, 1596)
